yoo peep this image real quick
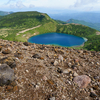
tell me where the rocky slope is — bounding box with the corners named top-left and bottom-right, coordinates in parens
top-left (0, 39), bottom-right (99, 100)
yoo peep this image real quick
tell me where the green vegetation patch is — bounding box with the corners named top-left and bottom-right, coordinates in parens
top-left (16, 22), bottom-right (57, 42)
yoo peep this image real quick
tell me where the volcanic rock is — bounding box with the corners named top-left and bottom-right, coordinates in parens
top-left (0, 57), bottom-right (16, 68)
top-left (0, 64), bottom-right (15, 86)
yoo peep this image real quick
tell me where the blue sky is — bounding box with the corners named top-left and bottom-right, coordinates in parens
top-left (0, 0), bottom-right (100, 13)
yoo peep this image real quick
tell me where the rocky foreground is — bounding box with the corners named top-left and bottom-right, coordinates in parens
top-left (0, 39), bottom-right (99, 100)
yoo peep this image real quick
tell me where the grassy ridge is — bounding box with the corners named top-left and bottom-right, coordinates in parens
top-left (0, 11), bottom-right (51, 28)
top-left (56, 24), bottom-right (96, 37)
top-left (67, 19), bottom-right (100, 31)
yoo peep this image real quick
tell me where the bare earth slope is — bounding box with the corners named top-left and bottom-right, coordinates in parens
top-left (0, 39), bottom-right (99, 100)
top-left (17, 25), bottom-right (41, 36)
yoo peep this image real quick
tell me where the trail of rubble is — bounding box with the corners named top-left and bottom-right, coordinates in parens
top-left (17, 25), bottom-right (41, 35)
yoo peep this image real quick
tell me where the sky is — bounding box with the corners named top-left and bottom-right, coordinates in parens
top-left (0, 0), bottom-right (100, 13)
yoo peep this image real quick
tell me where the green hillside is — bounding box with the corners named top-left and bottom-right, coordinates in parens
top-left (0, 16), bottom-right (3, 19)
top-left (67, 19), bottom-right (100, 31)
top-left (56, 24), bottom-right (100, 51)
top-left (0, 11), bottom-right (57, 42)
top-left (54, 20), bottom-right (67, 24)
top-left (0, 11), bottom-right (57, 28)
top-left (0, 11), bottom-right (100, 51)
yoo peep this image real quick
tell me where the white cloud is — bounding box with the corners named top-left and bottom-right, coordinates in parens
top-left (69, 0), bottom-right (100, 11)
top-left (16, 1), bottom-right (26, 8)
top-left (74, 0), bottom-right (98, 7)
top-left (1, 0), bottom-right (100, 12)
top-left (22, 0), bottom-right (76, 9)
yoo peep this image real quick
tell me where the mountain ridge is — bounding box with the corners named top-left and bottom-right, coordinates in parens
top-left (67, 19), bottom-right (100, 31)
top-left (0, 11), bottom-right (100, 51)
top-left (49, 12), bottom-right (100, 23)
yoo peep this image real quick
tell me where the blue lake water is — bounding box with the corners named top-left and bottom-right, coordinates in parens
top-left (28, 33), bottom-right (86, 47)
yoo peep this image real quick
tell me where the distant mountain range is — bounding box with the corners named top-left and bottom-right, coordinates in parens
top-left (0, 11), bottom-right (13, 16)
top-left (49, 12), bottom-right (100, 23)
top-left (67, 19), bottom-right (100, 31)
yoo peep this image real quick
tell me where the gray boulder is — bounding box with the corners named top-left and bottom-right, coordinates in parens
top-left (0, 64), bottom-right (15, 86)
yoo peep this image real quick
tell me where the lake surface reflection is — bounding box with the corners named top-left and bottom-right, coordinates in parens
top-left (28, 33), bottom-right (85, 47)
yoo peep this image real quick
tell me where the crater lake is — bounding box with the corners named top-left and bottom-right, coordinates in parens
top-left (28, 33), bottom-right (87, 47)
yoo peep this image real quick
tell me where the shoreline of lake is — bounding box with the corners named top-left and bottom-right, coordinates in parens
top-left (82, 37), bottom-right (88, 42)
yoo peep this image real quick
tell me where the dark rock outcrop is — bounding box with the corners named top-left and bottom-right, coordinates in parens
top-left (0, 57), bottom-right (16, 68)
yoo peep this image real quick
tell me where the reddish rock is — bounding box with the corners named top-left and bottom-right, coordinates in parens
top-left (13, 86), bottom-right (18, 91)
top-left (0, 46), bottom-right (2, 51)
top-left (73, 75), bottom-right (91, 88)
top-left (6, 85), bottom-right (13, 92)
top-left (74, 59), bottom-right (79, 63)
top-left (47, 79), bottom-right (54, 85)
top-left (43, 76), bottom-right (48, 81)
top-left (40, 57), bottom-right (44, 60)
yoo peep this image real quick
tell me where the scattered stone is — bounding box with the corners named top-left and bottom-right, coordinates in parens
top-left (40, 57), bottom-right (44, 60)
top-left (14, 51), bottom-right (22, 58)
top-left (13, 86), bottom-right (18, 91)
top-left (57, 68), bottom-right (63, 73)
top-left (73, 75), bottom-right (91, 88)
top-left (74, 59), bottom-right (79, 63)
top-left (71, 65), bottom-right (76, 69)
top-left (47, 79), bottom-right (54, 85)
top-left (93, 85), bottom-right (99, 90)
top-left (25, 70), bottom-right (29, 73)
top-left (54, 60), bottom-right (58, 66)
top-left (58, 55), bottom-right (63, 61)
top-left (78, 50), bottom-right (83, 53)
top-left (2, 48), bottom-right (11, 54)
top-left (0, 57), bottom-right (16, 68)
top-left (38, 65), bottom-right (43, 67)
top-left (43, 76), bottom-right (48, 81)
top-left (90, 92), bottom-right (97, 98)
top-left (73, 72), bottom-right (79, 77)
top-left (23, 42), bottom-right (29, 46)
top-left (0, 64), bottom-right (15, 86)
top-left (63, 68), bottom-right (73, 74)
top-left (96, 62), bottom-right (100, 65)
top-left (10, 81), bottom-right (17, 86)
top-left (49, 97), bottom-right (55, 100)
top-left (32, 54), bottom-right (41, 59)
top-left (35, 84), bottom-right (40, 89)
top-left (6, 85), bottom-right (13, 92)
top-left (0, 46), bottom-right (2, 51)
